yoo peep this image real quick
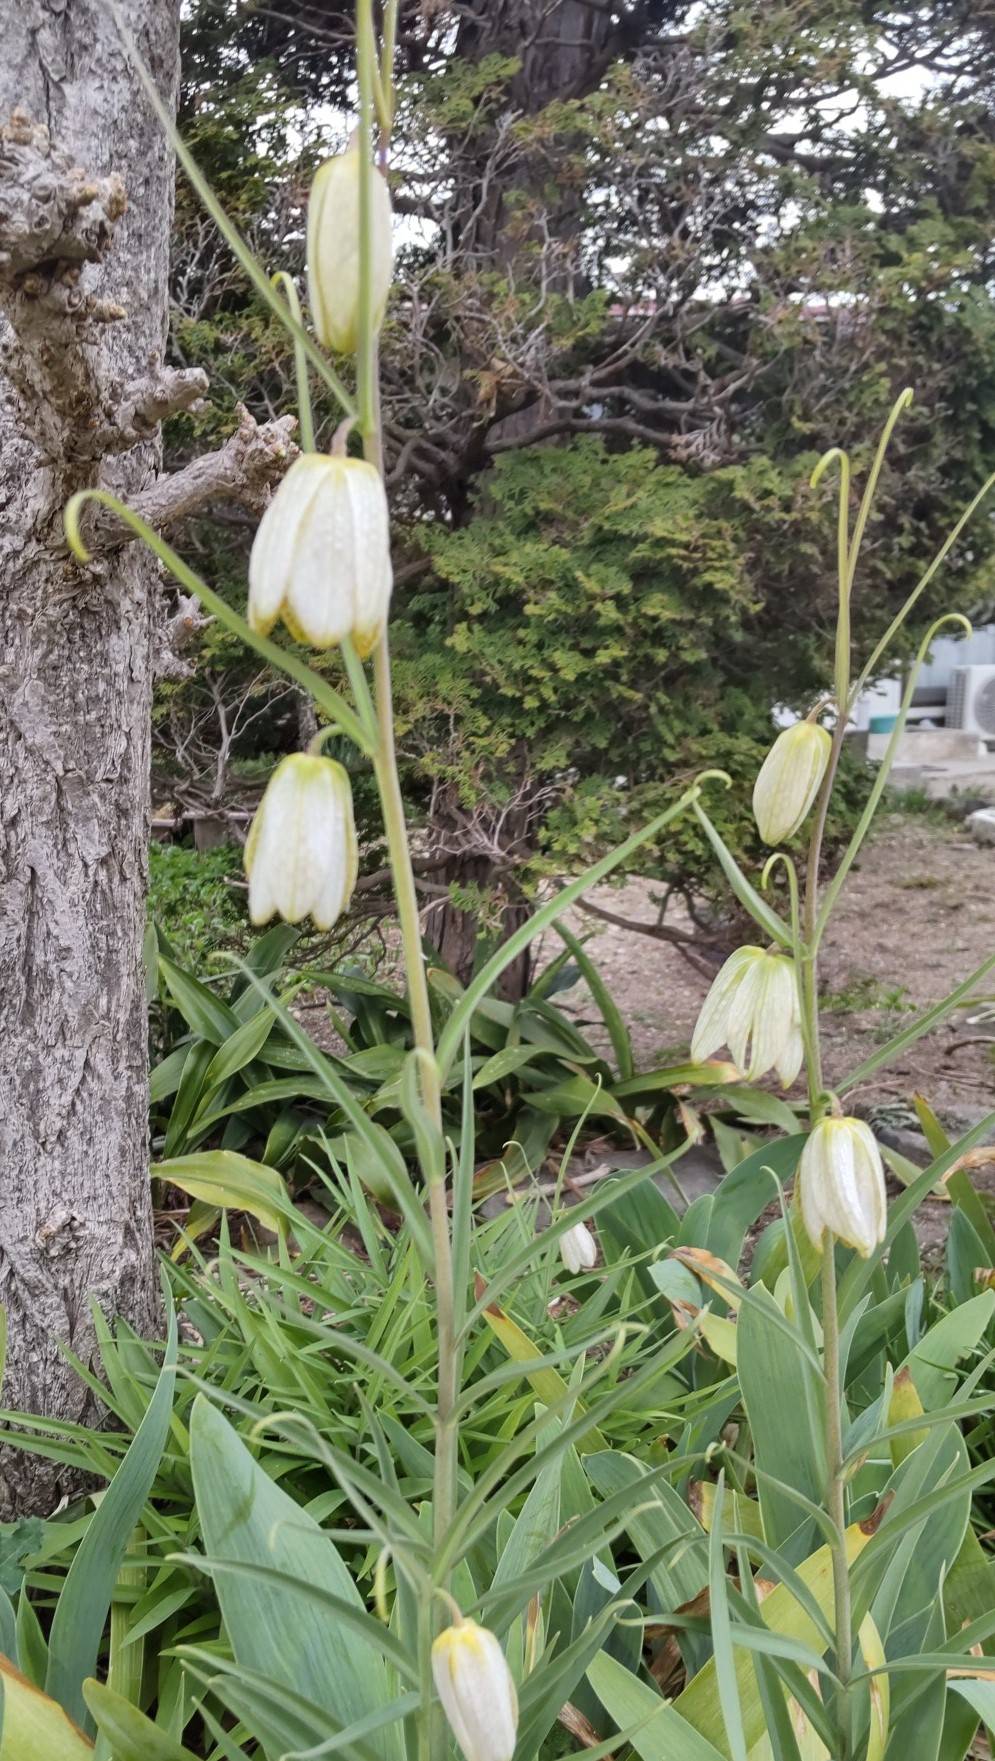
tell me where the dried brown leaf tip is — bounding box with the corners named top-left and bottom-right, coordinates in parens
top-left (473, 1271), bottom-right (503, 1317)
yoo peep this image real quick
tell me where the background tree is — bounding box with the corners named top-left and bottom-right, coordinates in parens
top-left (0, 0), bottom-right (291, 1513)
top-left (161, 0), bottom-right (995, 990)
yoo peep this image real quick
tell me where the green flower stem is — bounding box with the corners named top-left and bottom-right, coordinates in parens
top-left (850, 462), bottom-right (995, 708)
top-left (844, 389), bottom-right (912, 595)
top-left (815, 612), bottom-right (971, 945)
top-left (797, 462), bottom-right (854, 1757)
top-left (272, 271), bottom-right (315, 452)
top-left (354, 15), bottom-right (458, 1752)
top-left (799, 726), bottom-right (853, 1758)
top-left (821, 1245), bottom-right (852, 1759)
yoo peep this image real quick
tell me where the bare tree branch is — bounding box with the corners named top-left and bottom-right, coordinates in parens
top-left (85, 403), bottom-right (298, 550)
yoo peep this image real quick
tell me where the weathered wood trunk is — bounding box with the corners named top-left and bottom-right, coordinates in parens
top-left (0, 1), bottom-right (180, 1515)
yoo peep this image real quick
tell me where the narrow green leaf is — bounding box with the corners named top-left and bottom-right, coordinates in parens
top-left (552, 921), bottom-right (635, 1079)
top-left (202, 1009), bottom-right (277, 1091)
top-left (691, 805), bottom-right (793, 948)
top-left (158, 955), bottom-right (237, 1045)
top-left (587, 1651), bottom-right (728, 1761)
top-left (83, 1681), bottom-right (199, 1761)
top-left (45, 1298), bottom-right (178, 1730)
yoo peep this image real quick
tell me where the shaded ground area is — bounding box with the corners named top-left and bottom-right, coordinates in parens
top-left (541, 811), bottom-right (995, 1133)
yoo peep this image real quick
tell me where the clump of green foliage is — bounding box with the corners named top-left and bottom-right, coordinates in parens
top-left (148, 841), bottom-right (247, 969)
top-left (156, 0), bottom-right (995, 976)
top-left (394, 437), bottom-right (872, 906)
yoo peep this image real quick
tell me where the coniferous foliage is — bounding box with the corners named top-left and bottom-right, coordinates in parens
top-left (162, 0), bottom-right (995, 975)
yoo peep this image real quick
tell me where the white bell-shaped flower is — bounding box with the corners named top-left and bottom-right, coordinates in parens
top-left (559, 1220), bottom-right (597, 1274)
top-left (244, 753), bottom-right (358, 931)
top-left (432, 1619), bottom-right (518, 1761)
top-left (691, 946), bottom-right (802, 1087)
top-left (307, 146), bottom-right (393, 354)
top-left (753, 721), bottom-right (832, 845)
top-left (799, 1116), bottom-right (887, 1258)
top-left (248, 453), bottom-right (392, 655)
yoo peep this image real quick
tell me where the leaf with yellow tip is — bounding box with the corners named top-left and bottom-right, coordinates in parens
top-left (671, 1247), bottom-right (743, 1312)
top-left (673, 1509), bottom-right (887, 1755)
top-left (858, 1613), bottom-right (889, 1761)
top-left (0, 1656), bottom-right (93, 1758)
top-left (155, 1150), bottom-right (290, 1240)
top-left (698, 1311), bottom-right (738, 1364)
top-left (887, 1365), bottom-right (928, 1466)
top-left (696, 1482), bottom-right (764, 1544)
top-left (474, 1275), bottom-right (606, 1451)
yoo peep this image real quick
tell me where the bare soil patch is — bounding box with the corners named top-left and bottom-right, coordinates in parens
top-left (539, 812), bottom-right (995, 1134)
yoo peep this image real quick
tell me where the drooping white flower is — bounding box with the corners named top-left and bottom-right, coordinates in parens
top-left (691, 946), bottom-right (802, 1086)
top-left (248, 453), bottom-right (392, 655)
top-left (432, 1619), bottom-right (518, 1761)
top-left (307, 146), bottom-right (393, 355)
top-left (752, 721), bottom-right (832, 846)
top-left (244, 753), bottom-right (358, 930)
top-left (799, 1116), bottom-right (887, 1258)
top-left (559, 1220), bottom-right (597, 1274)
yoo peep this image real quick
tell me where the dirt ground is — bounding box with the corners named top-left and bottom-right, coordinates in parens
top-left (537, 811), bottom-right (995, 1135)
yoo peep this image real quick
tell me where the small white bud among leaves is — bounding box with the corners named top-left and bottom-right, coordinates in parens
top-left (249, 454), bottom-right (392, 655)
top-left (752, 721), bottom-right (832, 845)
top-left (691, 946), bottom-right (803, 1087)
top-left (307, 147), bottom-right (393, 354)
top-left (244, 753), bottom-right (358, 931)
top-left (799, 1116), bottom-right (887, 1258)
top-left (559, 1220), bottom-right (597, 1274)
top-left (432, 1619), bottom-right (519, 1761)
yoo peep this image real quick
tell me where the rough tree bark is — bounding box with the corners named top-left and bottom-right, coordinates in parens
top-left (0, 2), bottom-right (182, 1516)
top-left (0, 3), bottom-right (295, 1516)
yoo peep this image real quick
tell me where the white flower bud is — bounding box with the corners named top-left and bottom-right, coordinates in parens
top-left (249, 454), bottom-right (392, 656)
top-left (244, 753), bottom-right (358, 931)
top-left (432, 1620), bottom-right (518, 1761)
top-left (691, 946), bottom-right (802, 1087)
top-left (752, 721), bottom-right (832, 845)
top-left (799, 1116), bottom-right (887, 1258)
top-left (307, 147), bottom-right (393, 355)
top-left (559, 1220), bottom-right (597, 1274)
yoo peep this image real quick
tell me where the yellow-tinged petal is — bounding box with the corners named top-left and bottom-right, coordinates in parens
top-left (432, 1620), bottom-right (518, 1761)
top-left (244, 753), bottom-right (357, 931)
top-left (799, 1116), bottom-right (887, 1257)
top-left (753, 721), bottom-right (832, 846)
top-left (690, 946), bottom-right (764, 1062)
top-left (307, 148), bottom-right (393, 355)
top-left (247, 453), bottom-right (393, 654)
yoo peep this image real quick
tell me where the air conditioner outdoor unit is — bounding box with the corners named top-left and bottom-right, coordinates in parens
top-left (947, 665), bottom-right (995, 740)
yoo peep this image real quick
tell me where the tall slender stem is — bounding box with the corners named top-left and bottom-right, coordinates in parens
top-left (821, 1247), bottom-right (852, 1758)
top-left (271, 271), bottom-right (315, 452)
top-left (354, 21), bottom-right (458, 1758)
top-left (798, 450), bottom-right (855, 1758)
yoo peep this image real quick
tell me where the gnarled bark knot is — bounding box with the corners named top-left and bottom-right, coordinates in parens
top-left (0, 109), bottom-right (126, 278)
top-left (0, 109), bottom-right (208, 462)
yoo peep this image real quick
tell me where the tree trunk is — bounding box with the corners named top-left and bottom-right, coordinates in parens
top-left (0, 1), bottom-right (180, 1515)
top-left (430, 860), bottom-right (532, 1002)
